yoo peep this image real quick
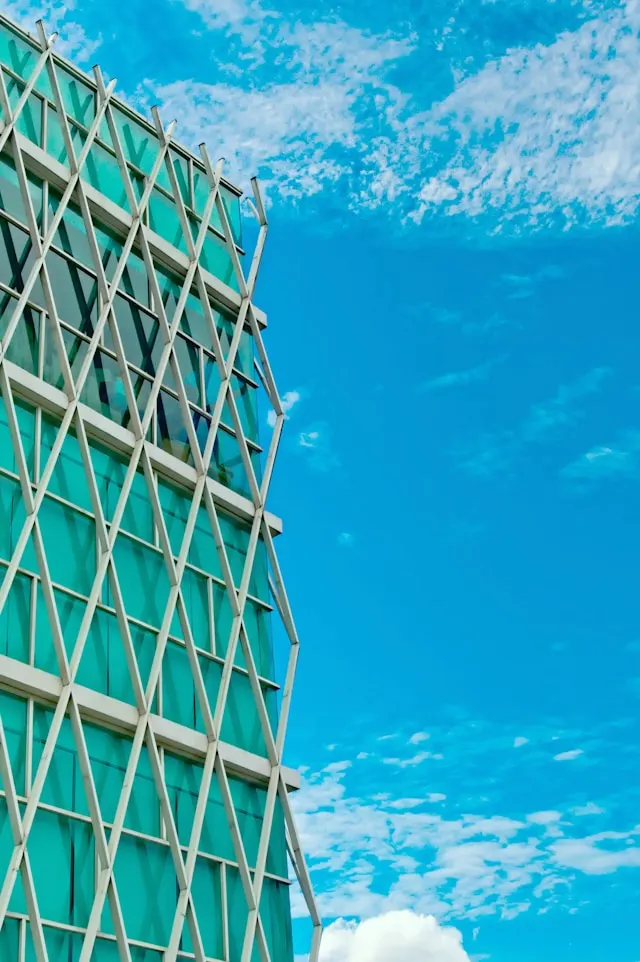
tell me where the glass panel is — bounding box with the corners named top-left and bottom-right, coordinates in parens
top-left (200, 227), bottom-right (236, 289)
top-left (38, 496), bottom-right (96, 593)
top-left (113, 835), bottom-right (176, 944)
top-left (0, 568), bottom-right (30, 663)
top-left (149, 188), bottom-right (186, 252)
top-left (42, 320), bottom-right (89, 391)
top-left (0, 218), bottom-right (38, 295)
top-left (46, 249), bottom-right (99, 335)
top-left (108, 293), bottom-right (162, 375)
top-left (157, 389), bottom-right (192, 463)
top-left (0, 153), bottom-right (43, 224)
top-left (6, 73), bottom-right (42, 146)
top-left (173, 333), bottom-right (201, 405)
top-left (84, 141), bottom-right (130, 210)
top-left (120, 249), bottom-right (149, 306)
top-left (58, 65), bottom-right (96, 128)
top-left (113, 108), bottom-right (160, 176)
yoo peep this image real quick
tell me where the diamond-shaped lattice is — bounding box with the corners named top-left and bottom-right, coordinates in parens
top-left (0, 13), bottom-right (321, 962)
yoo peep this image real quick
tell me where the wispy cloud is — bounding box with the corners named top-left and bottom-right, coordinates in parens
top-left (460, 367), bottom-right (613, 478)
top-left (297, 422), bottom-right (341, 471)
top-left (132, 0), bottom-right (640, 234)
top-left (420, 356), bottom-right (506, 393)
top-left (513, 737), bottom-right (529, 749)
top-left (554, 749), bottom-right (584, 762)
top-left (562, 430), bottom-right (640, 484)
top-left (267, 388), bottom-right (301, 427)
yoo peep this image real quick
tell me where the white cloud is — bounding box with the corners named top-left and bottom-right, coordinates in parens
top-left (382, 752), bottom-right (438, 768)
top-left (291, 745), bottom-right (640, 926)
top-left (145, 0), bottom-right (640, 233)
top-left (562, 431), bottom-right (640, 482)
top-left (420, 357), bottom-right (506, 393)
top-left (572, 803), bottom-right (605, 817)
top-left (513, 737), bottom-right (528, 748)
top-left (319, 911), bottom-right (471, 962)
top-left (406, 0), bottom-right (640, 230)
top-left (552, 834), bottom-right (640, 875)
top-left (267, 388), bottom-right (301, 427)
top-left (410, 732), bottom-right (431, 745)
top-left (553, 749), bottom-right (584, 762)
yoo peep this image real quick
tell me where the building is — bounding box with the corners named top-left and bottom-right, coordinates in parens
top-left (0, 14), bottom-right (320, 962)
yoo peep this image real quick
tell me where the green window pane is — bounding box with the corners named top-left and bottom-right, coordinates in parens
top-left (0, 800), bottom-right (28, 914)
top-left (28, 809), bottom-right (94, 925)
top-left (261, 878), bottom-right (294, 962)
top-left (108, 293), bottom-right (162, 375)
top-left (157, 389), bottom-right (193, 464)
top-left (157, 477), bottom-right (190, 557)
top-left (113, 108), bottom-right (160, 176)
top-left (226, 865), bottom-right (260, 962)
top-left (182, 857), bottom-right (223, 958)
top-left (149, 189), bottom-right (185, 252)
top-left (46, 249), bottom-right (99, 335)
top-left (40, 416), bottom-right (93, 514)
top-left (0, 916), bottom-right (19, 957)
top-left (84, 141), bottom-right (130, 210)
top-left (83, 722), bottom-right (130, 825)
top-left (0, 474), bottom-right (28, 564)
top-left (0, 395), bottom-right (36, 477)
top-left (200, 228), bottom-right (236, 290)
top-left (113, 534), bottom-right (173, 629)
top-left (0, 153), bottom-right (43, 224)
top-left (38, 496), bottom-right (96, 593)
top-left (173, 333), bottom-right (202, 406)
top-left (58, 66), bottom-right (96, 128)
top-left (162, 639), bottom-right (200, 730)
top-left (0, 567), bottom-right (31, 663)
top-left (6, 74), bottom-right (42, 146)
top-left (229, 776), bottom-right (264, 870)
top-left (113, 835), bottom-right (176, 944)
top-left (222, 669), bottom-right (270, 757)
top-left (240, 599), bottom-right (274, 681)
top-left (0, 689), bottom-right (27, 795)
top-left (221, 185), bottom-right (243, 247)
top-left (119, 249), bottom-right (150, 307)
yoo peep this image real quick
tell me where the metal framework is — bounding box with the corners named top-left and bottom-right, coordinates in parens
top-left (0, 15), bottom-right (321, 962)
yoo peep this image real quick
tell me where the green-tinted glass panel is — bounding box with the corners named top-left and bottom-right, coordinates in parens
top-left (0, 689), bottom-right (27, 795)
top-left (6, 74), bottom-right (42, 146)
top-left (0, 153), bottom-right (43, 224)
top-left (0, 567), bottom-right (30, 662)
top-left (84, 141), bottom-right (130, 209)
top-left (149, 188), bottom-right (185, 252)
top-left (200, 228), bottom-right (236, 290)
top-left (183, 857), bottom-right (224, 958)
top-left (47, 249), bottom-right (99, 335)
top-left (38, 495), bottom-right (96, 593)
top-left (58, 65), bottom-right (96, 128)
top-left (113, 108), bottom-right (159, 176)
top-left (157, 389), bottom-right (193, 463)
top-left (261, 878), bottom-right (294, 962)
top-left (227, 866), bottom-right (260, 962)
top-left (113, 835), bottom-right (175, 944)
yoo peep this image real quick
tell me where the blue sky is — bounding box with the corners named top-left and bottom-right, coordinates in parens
top-left (5, 0), bottom-right (640, 959)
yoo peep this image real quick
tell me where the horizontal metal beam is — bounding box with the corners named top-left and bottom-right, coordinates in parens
top-left (4, 360), bottom-right (284, 536)
top-left (0, 654), bottom-right (300, 791)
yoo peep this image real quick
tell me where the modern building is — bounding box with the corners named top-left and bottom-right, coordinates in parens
top-left (0, 14), bottom-right (320, 962)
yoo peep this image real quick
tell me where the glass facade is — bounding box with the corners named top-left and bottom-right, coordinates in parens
top-left (0, 13), bottom-right (318, 962)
